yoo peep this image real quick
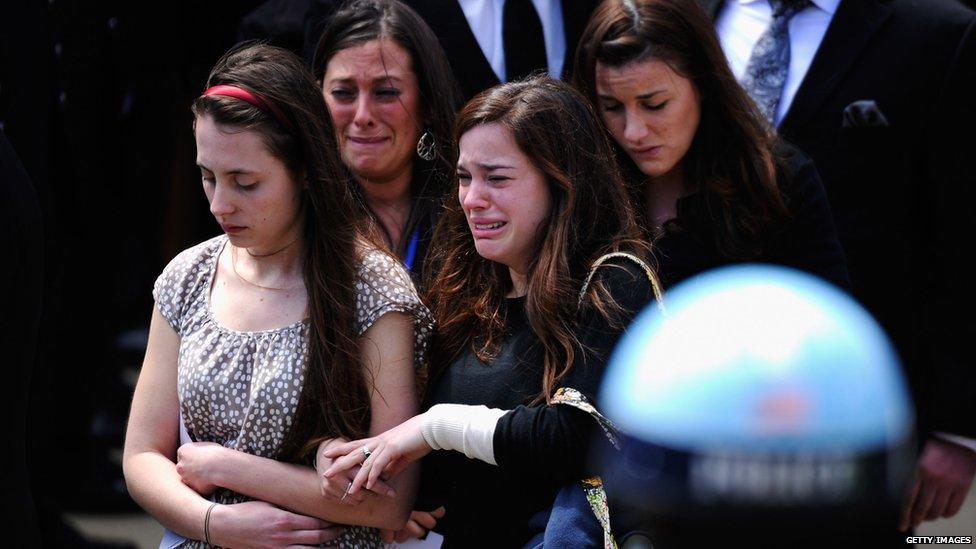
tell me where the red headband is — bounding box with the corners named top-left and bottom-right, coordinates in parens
top-left (202, 84), bottom-right (293, 130)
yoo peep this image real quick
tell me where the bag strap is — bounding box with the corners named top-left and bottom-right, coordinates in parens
top-left (580, 476), bottom-right (618, 549)
top-left (551, 388), bottom-right (619, 549)
top-left (577, 252), bottom-right (666, 314)
top-left (550, 254), bottom-right (662, 549)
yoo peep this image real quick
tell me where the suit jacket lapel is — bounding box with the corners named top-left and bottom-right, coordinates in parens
top-left (780, 0), bottom-right (892, 131)
top-left (411, 0), bottom-right (498, 86)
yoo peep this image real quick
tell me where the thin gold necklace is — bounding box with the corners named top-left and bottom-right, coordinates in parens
top-left (231, 245), bottom-right (302, 292)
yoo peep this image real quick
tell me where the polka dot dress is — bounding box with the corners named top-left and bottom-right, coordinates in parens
top-left (153, 236), bottom-right (433, 548)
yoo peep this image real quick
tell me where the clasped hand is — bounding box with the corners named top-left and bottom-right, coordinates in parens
top-left (177, 442), bottom-right (347, 546)
top-left (176, 441), bottom-right (226, 496)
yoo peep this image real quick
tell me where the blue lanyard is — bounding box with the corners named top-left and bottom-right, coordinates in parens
top-left (403, 228), bottom-right (420, 272)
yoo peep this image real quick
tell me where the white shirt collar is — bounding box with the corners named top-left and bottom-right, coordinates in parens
top-left (735, 0), bottom-right (840, 15)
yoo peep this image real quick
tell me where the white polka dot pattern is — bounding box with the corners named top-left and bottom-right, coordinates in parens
top-left (152, 235), bottom-right (431, 548)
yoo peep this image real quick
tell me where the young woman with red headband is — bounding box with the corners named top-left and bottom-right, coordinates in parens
top-left (122, 43), bottom-right (432, 548)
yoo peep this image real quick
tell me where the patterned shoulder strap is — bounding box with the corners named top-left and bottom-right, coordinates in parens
top-left (577, 252), bottom-right (666, 314)
top-left (552, 388), bottom-right (619, 549)
top-left (557, 253), bottom-right (664, 549)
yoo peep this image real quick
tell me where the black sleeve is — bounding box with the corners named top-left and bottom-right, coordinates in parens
top-left (772, 145), bottom-right (853, 292)
top-left (492, 260), bottom-right (656, 481)
top-left (920, 13), bottom-right (976, 438)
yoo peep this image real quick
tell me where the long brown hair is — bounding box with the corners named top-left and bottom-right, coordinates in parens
top-left (575, 0), bottom-right (789, 259)
top-left (192, 43), bottom-right (379, 461)
top-left (425, 77), bottom-right (650, 404)
top-left (312, 0), bottom-right (461, 267)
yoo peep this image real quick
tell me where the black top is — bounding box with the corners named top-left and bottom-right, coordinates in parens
top-left (651, 145), bottom-right (851, 291)
top-left (419, 259), bottom-right (655, 548)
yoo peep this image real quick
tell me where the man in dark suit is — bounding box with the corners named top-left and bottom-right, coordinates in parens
top-left (302, 0), bottom-right (598, 100)
top-left (702, 0), bottom-right (976, 532)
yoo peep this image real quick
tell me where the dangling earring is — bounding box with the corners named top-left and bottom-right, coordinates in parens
top-left (416, 130), bottom-right (436, 161)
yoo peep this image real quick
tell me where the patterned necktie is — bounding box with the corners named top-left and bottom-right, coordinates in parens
top-left (739, 0), bottom-right (812, 123)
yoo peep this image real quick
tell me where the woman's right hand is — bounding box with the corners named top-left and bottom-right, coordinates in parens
top-left (316, 438), bottom-right (396, 505)
top-left (209, 500), bottom-right (345, 548)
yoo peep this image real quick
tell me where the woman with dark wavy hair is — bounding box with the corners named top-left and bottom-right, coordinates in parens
top-left (574, 0), bottom-right (849, 290)
top-left (122, 43), bottom-right (432, 548)
top-left (321, 76), bottom-right (661, 547)
top-left (312, 0), bottom-right (462, 284)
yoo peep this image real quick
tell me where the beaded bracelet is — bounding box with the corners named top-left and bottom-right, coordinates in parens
top-left (204, 502), bottom-right (218, 545)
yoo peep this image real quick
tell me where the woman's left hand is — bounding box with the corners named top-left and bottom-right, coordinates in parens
top-left (317, 437), bottom-right (396, 504)
top-left (322, 413), bottom-right (431, 495)
top-left (176, 441), bottom-right (228, 496)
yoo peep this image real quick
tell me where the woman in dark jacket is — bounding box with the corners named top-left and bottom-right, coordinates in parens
top-left (574, 0), bottom-right (850, 290)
